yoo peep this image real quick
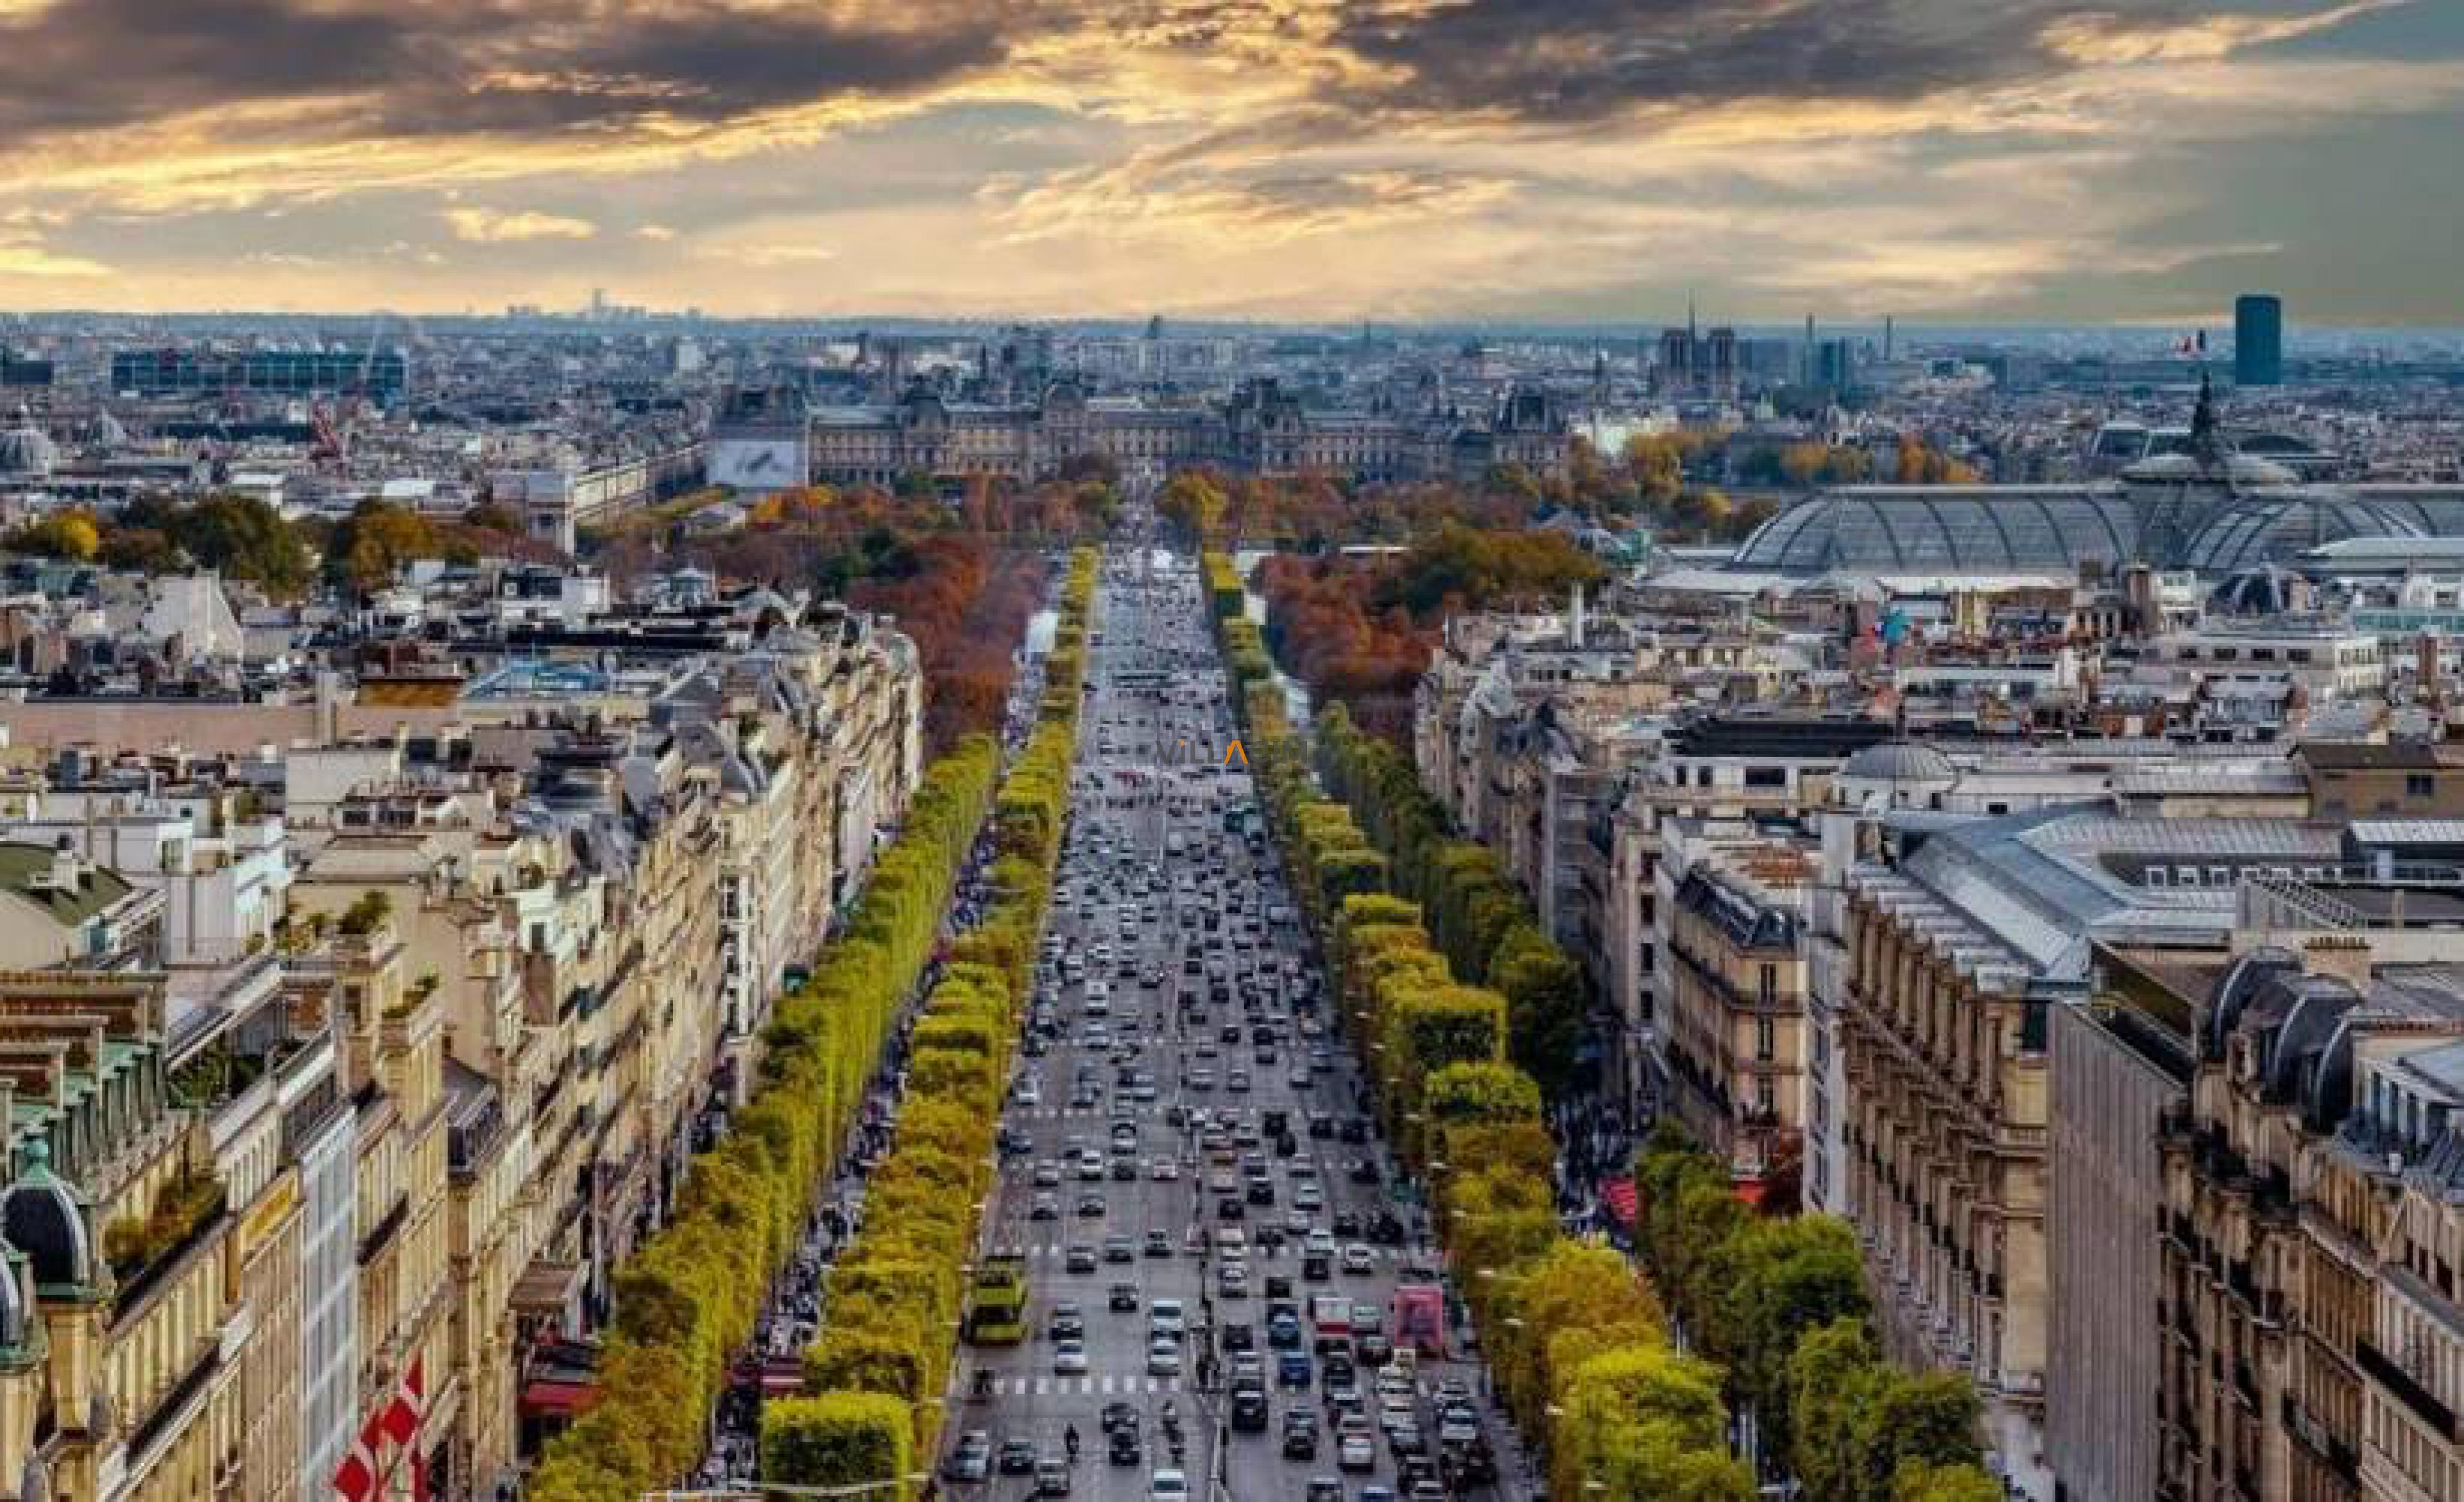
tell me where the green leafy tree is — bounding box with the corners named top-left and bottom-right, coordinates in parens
top-left (1892, 1464), bottom-right (2006, 1502)
top-left (161, 493), bottom-right (315, 597)
top-left (1856, 1373), bottom-right (1987, 1501)
top-left (762, 1392), bottom-right (914, 1497)
top-left (1721, 1214), bottom-right (1872, 1458)
top-left (328, 500), bottom-right (441, 593)
top-left (1491, 922), bottom-right (1585, 1095)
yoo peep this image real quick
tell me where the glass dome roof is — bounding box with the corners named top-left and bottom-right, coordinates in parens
top-left (1730, 490), bottom-right (2141, 574)
top-left (2178, 490), bottom-right (2427, 574)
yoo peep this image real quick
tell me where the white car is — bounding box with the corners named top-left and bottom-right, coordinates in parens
top-left (1150, 1158), bottom-right (1181, 1181)
top-left (1337, 1433), bottom-right (1376, 1472)
top-left (1147, 1338), bottom-right (1183, 1377)
top-left (1054, 1340), bottom-right (1090, 1375)
top-left (1149, 1469), bottom-right (1190, 1502)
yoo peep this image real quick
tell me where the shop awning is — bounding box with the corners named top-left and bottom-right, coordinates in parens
top-left (519, 1379), bottom-right (595, 1417)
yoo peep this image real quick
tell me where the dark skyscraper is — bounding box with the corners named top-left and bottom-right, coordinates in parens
top-left (2234, 293), bottom-right (2282, 386)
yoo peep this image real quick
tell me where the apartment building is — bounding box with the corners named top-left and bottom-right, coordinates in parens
top-left (2145, 886), bottom-right (2464, 1502)
top-left (0, 571), bottom-right (924, 1495)
top-left (0, 971), bottom-right (246, 1500)
top-left (1840, 806), bottom-right (2345, 1498)
top-left (1656, 827), bottom-right (1813, 1188)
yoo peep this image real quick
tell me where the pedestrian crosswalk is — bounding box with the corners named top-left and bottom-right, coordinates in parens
top-left (971, 1373), bottom-right (1185, 1398)
top-left (1012, 1240), bottom-right (1426, 1263)
top-left (1016, 1105), bottom-right (1170, 1122)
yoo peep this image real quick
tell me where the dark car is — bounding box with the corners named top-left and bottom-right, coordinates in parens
top-left (1230, 1385), bottom-right (1270, 1432)
top-left (1222, 1322), bottom-right (1256, 1353)
top-left (944, 1431), bottom-right (993, 1483)
top-left (1278, 1351), bottom-right (1313, 1388)
top-left (1108, 1426), bottom-right (1142, 1466)
top-left (1302, 1252), bottom-right (1332, 1283)
top-left (1308, 1113), bottom-right (1335, 1139)
top-left (1217, 1197), bottom-right (1245, 1221)
top-left (1305, 1481), bottom-right (1344, 1502)
top-left (1367, 1211), bottom-right (1407, 1247)
top-left (998, 1438), bottom-right (1039, 1475)
top-left (1048, 1303), bottom-right (1086, 1340)
top-left (1281, 1412), bottom-right (1320, 1461)
top-left (1101, 1400), bottom-right (1138, 1435)
top-left (1356, 1333), bottom-right (1394, 1368)
top-left (1339, 1118), bottom-right (1369, 1143)
top-left (1109, 1282), bottom-right (1141, 1312)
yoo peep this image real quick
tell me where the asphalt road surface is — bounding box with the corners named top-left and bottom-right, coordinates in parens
top-left (939, 540), bottom-right (1527, 1502)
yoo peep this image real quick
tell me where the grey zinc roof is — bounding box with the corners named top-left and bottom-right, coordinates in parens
top-left (2029, 815), bottom-right (2344, 860)
top-left (1865, 806), bottom-right (2323, 983)
top-left (2397, 1037), bottom-right (2464, 1098)
top-left (2349, 820), bottom-right (2464, 846)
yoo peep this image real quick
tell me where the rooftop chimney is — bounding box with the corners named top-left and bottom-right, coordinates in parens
top-left (2299, 934), bottom-right (2374, 991)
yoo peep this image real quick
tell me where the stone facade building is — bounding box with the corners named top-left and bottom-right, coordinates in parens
top-left (720, 377), bottom-right (1573, 490)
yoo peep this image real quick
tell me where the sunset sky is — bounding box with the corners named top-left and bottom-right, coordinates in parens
top-left (3, 0), bottom-right (2459, 323)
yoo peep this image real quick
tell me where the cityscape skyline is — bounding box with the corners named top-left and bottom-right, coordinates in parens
top-left (0, 1), bottom-right (2457, 323)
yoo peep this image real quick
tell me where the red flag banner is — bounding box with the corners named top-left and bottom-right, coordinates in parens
top-left (332, 1439), bottom-right (375, 1502)
top-left (377, 1356), bottom-right (425, 1449)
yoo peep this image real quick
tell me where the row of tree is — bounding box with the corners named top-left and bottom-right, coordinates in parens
top-left (1204, 555), bottom-right (1756, 1499)
top-left (1634, 1134), bottom-right (2002, 1502)
top-left (1158, 463), bottom-right (1638, 549)
top-left (1310, 702), bottom-right (1586, 1096)
top-left (1219, 557), bottom-right (2000, 1501)
top-left (1727, 437), bottom-right (1981, 490)
top-left (758, 548), bottom-right (1097, 1498)
top-left (1, 493), bottom-right (556, 597)
top-left (524, 732), bottom-right (1001, 1501)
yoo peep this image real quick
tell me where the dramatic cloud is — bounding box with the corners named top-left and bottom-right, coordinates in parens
top-left (0, 0), bottom-right (2451, 320)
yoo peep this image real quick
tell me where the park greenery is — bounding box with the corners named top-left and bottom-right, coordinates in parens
top-left (1212, 550), bottom-right (2001, 1502)
top-left (1253, 524), bottom-right (1607, 745)
top-left (524, 549), bottom-right (1091, 1501)
top-left (758, 546), bottom-right (1095, 1498)
top-left (594, 480), bottom-right (1118, 753)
